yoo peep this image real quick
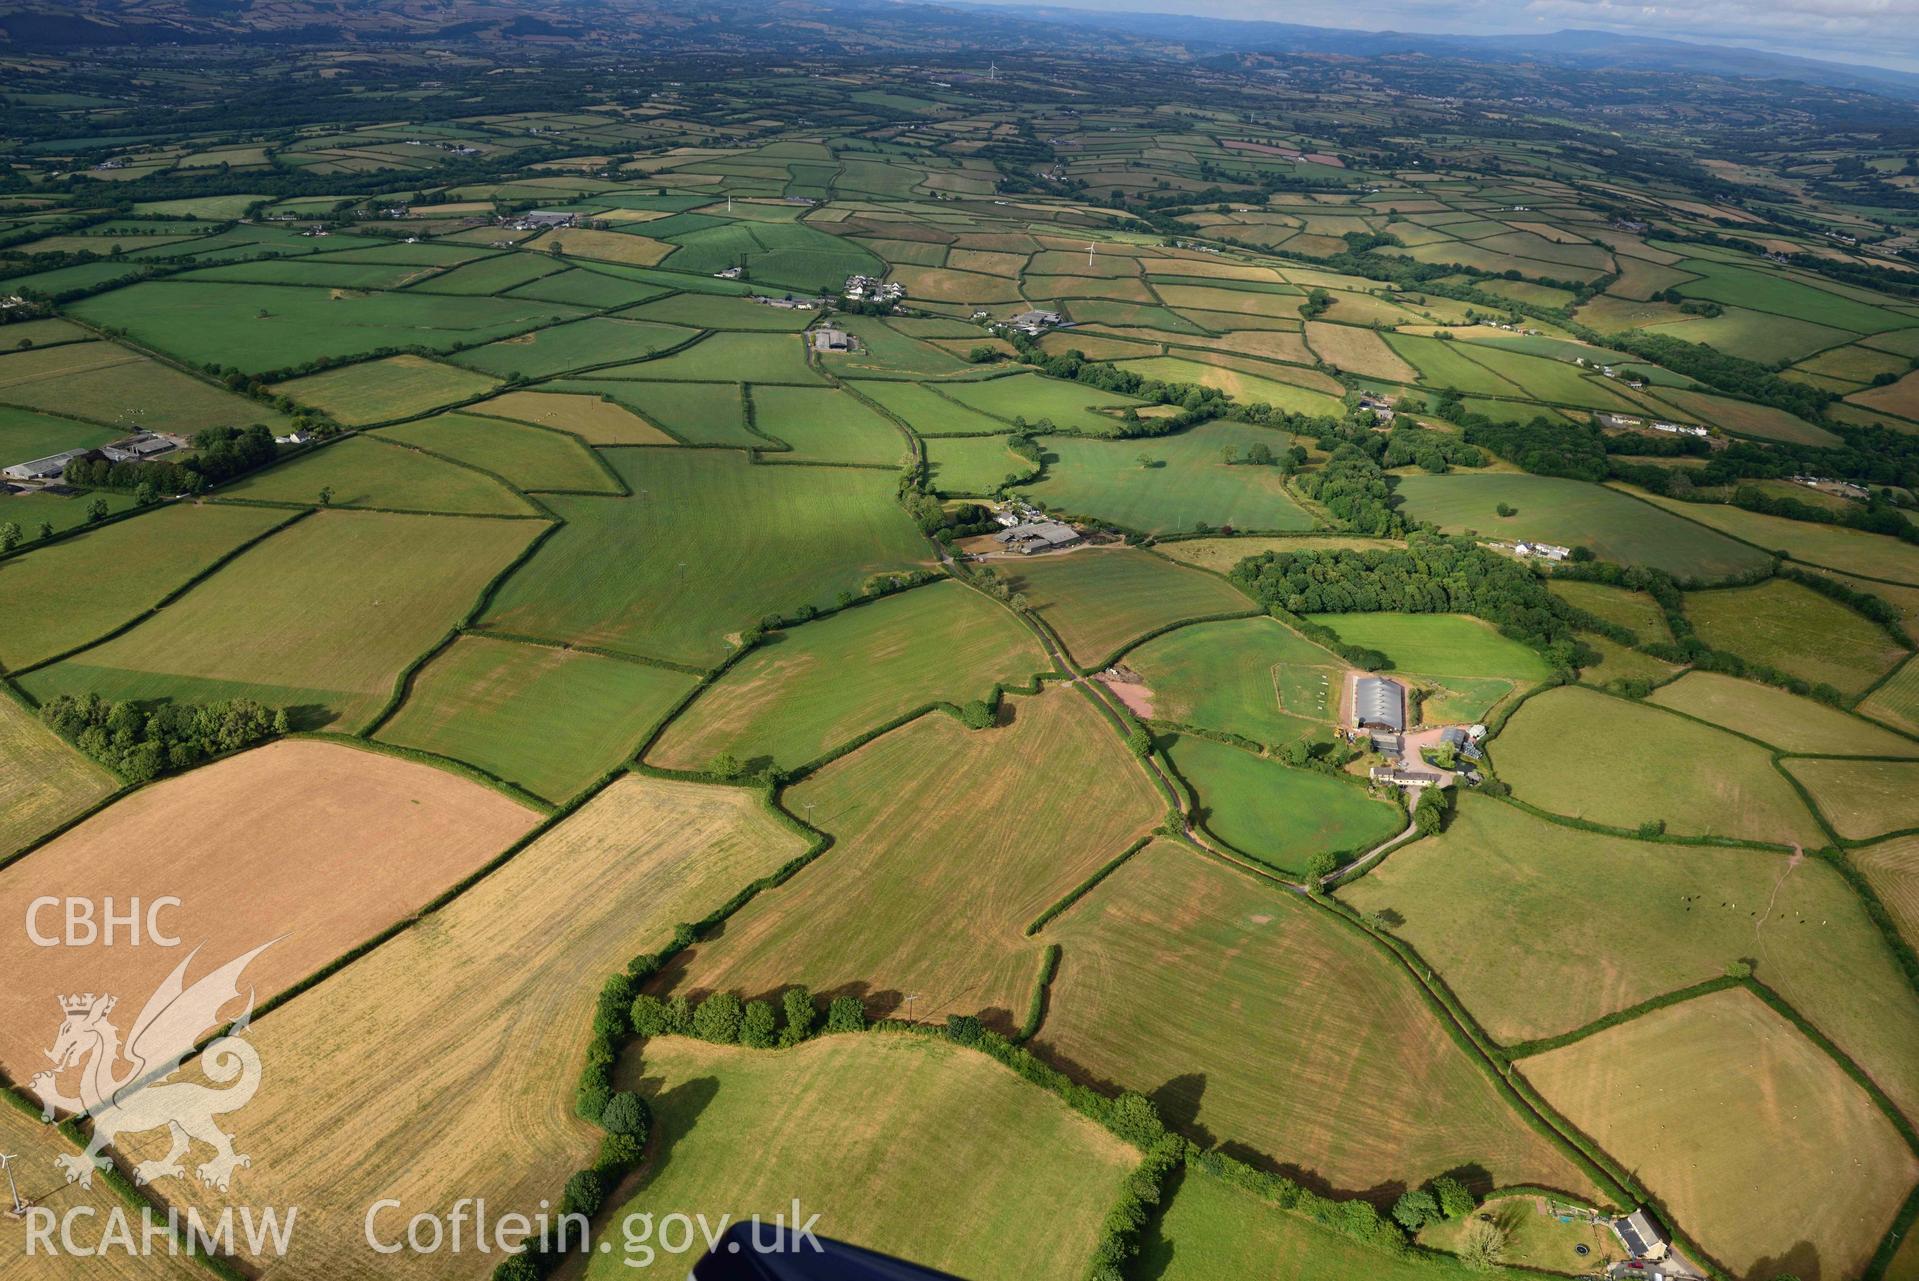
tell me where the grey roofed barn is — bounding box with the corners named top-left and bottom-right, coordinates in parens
top-left (1352, 676), bottom-right (1405, 732)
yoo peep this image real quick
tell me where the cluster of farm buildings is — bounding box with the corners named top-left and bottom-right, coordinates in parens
top-left (2, 432), bottom-right (183, 486)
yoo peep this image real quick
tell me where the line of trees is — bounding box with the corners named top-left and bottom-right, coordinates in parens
top-left (63, 424), bottom-right (282, 494)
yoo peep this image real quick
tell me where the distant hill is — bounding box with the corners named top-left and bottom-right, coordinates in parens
top-left (2, 0), bottom-right (1915, 102)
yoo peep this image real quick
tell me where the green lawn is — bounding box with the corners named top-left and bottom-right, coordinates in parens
top-left (593, 1034), bottom-right (1138, 1281)
top-left (1124, 615), bottom-right (1339, 745)
top-left (1318, 612), bottom-right (1551, 722)
top-left (376, 634), bottom-right (695, 802)
top-left (1490, 686), bottom-right (1824, 845)
top-left (1167, 733), bottom-right (1404, 873)
top-left (0, 405), bottom-right (121, 463)
top-left (650, 579), bottom-right (1046, 772)
top-left (1017, 421), bottom-right (1314, 535)
top-left (478, 449), bottom-right (930, 668)
top-left (1392, 474), bottom-right (1771, 580)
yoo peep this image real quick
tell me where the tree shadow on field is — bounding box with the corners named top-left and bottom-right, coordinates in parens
top-left (1149, 1072), bottom-right (1213, 1147)
top-left (283, 703), bottom-right (335, 732)
top-left (1127, 1161), bottom-right (1187, 1281)
top-left (1745, 1242), bottom-right (1822, 1281)
top-left (601, 1074), bottom-right (722, 1207)
top-left (1440, 1162), bottom-right (1493, 1200)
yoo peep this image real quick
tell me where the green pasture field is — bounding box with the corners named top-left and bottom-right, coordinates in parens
top-left (1649, 387), bottom-right (1838, 446)
top-left (1629, 489), bottom-right (1919, 585)
top-left (1578, 634), bottom-right (1682, 687)
top-left (664, 687), bottom-right (1160, 1030)
top-left (1340, 793), bottom-right (1919, 1128)
top-left (1854, 835), bottom-right (1919, 954)
top-left (1863, 654), bottom-right (1919, 737)
top-left (550, 379), bottom-right (755, 446)
top-left (0, 689), bottom-right (117, 860)
top-left (1392, 475), bottom-right (1772, 580)
top-left (1685, 578), bottom-right (1908, 697)
top-left (1672, 258), bottom-right (1919, 334)
top-left (1523, 989), bottom-right (1915, 1281)
top-left (922, 434), bottom-right (1036, 494)
top-left (591, 1035), bottom-right (1137, 1281)
top-left (1785, 757), bottom-right (1919, 841)
top-left (505, 267), bottom-right (667, 309)
top-left (1318, 612), bottom-right (1549, 722)
top-left (597, 330), bottom-right (822, 384)
top-left (0, 502), bottom-right (291, 672)
top-left (0, 488), bottom-right (137, 541)
top-left (1489, 686), bottom-right (1825, 844)
top-left (0, 405), bottom-right (120, 464)
top-left (750, 385), bottom-right (906, 466)
top-left (468, 388), bottom-right (677, 445)
top-left (1034, 841), bottom-right (1599, 1196)
top-left (619, 292), bottom-right (817, 331)
top-left (1384, 333), bottom-right (1524, 397)
top-left (374, 412), bottom-right (617, 493)
top-left (0, 345), bottom-right (293, 434)
top-left (998, 548), bottom-right (1254, 667)
top-left (1016, 421), bottom-right (1314, 535)
top-left (1143, 1170), bottom-right (1535, 1281)
top-left (375, 634), bottom-right (695, 802)
top-left (69, 281), bottom-right (582, 374)
top-left (445, 317), bottom-right (693, 380)
top-left (1167, 734), bottom-right (1404, 873)
top-left (178, 258), bottom-right (449, 291)
top-left (824, 315), bottom-right (978, 380)
top-left (1447, 344), bottom-right (1640, 413)
top-left (1123, 615), bottom-right (1337, 745)
top-left (649, 579), bottom-right (1046, 772)
top-left (1153, 534), bottom-right (1405, 576)
top-left (1648, 670), bottom-right (1917, 755)
top-left (1653, 307), bottom-right (1852, 366)
top-left (20, 510), bottom-right (542, 731)
top-left (1548, 579), bottom-right (1671, 643)
top-left (405, 251), bottom-right (567, 296)
top-left (934, 372), bottom-right (1151, 435)
top-left (659, 220), bottom-right (880, 293)
top-left (215, 437), bottom-right (534, 516)
top-left (478, 448), bottom-right (929, 668)
top-left (855, 379), bottom-right (1009, 434)
top-left (271, 355), bottom-right (499, 426)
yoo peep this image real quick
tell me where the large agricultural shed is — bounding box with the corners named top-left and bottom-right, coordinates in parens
top-left (1352, 675), bottom-right (1406, 732)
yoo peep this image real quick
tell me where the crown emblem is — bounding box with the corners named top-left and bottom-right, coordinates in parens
top-left (58, 994), bottom-right (113, 1017)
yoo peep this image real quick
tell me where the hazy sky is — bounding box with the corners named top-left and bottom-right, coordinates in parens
top-left (990, 0), bottom-right (1919, 75)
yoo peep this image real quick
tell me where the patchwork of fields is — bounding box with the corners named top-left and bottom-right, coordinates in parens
top-left (6, 47), bottom-right (1919, 1281)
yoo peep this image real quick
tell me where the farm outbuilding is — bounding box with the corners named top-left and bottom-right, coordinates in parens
top-left (1352, 676), bottom-right (1406, 732)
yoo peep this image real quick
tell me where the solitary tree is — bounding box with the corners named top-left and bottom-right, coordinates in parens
top-left (36, 521), bottom-right (53, 541)
top-left (1391, 1189), bottom-right (1438, 1231)
top-left (1432, 1175), bottom-right (1476, 1220)
top-left (317, 485), bottom-right (333, 508)
top-left (1458, 1219), bottom-right (1506, 1272)
top-left (0, 521), bottom-right (19, 553)
top-left (779, 986), bottom-right (816, 1046)
top-left (86, 499), bottom-right (108, 524)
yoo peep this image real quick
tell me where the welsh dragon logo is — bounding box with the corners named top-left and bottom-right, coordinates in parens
top-left (26, 940), bottom-right (277, 1193)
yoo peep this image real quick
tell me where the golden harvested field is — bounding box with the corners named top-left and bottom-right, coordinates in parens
top-left (1854, 834), bottom-right (1919, 953)
top-left (0, 740), bottom-right (537, 1085)
top-left (1847, 369), bottom-right (1919, 422)
top-left (1034, 841), bottom-right (1599, 1196)
top-left (1784, 757), bottom-right (1919, 840)
top-left (468, 390), bottom-right (675, 443)
top-left (664, 687), bottom-right (1160, 1030)
top-left (1646, 671), bottom-right (1919, 756)
top-left (1522, 988), bottom-right (1917, 1280)
top-left (121, 774), bottom-right (810, 1280)
top-left (1304, 321), bottom-right (1419, 381)
top-left (0, 690), bottom-right (115, 860)
top-left (0, 1102), bottom-right (208, 1281)
top-left (589, 1035), bottom-right (1138, 1280)
top-left (526, 227), bottom-right (673, 265)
